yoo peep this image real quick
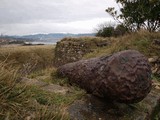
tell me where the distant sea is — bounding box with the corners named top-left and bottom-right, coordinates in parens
top-left (24, 33), bottom-right (95, 45)
top-left (29, 41), bottom-right (57, 45)
top-left (2, 33), bottom-right (95, 45)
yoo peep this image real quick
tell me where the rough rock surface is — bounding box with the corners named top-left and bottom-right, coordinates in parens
top-left (67, 80), bottom-right (160, 120)
top-left (57, 50), bottom-right (152, 103)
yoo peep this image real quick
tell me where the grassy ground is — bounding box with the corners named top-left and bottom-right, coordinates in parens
top-left (84, 30), bottom-right (160, 59)
top-left (0, 45), bottom-right (55, 74)
top-left (0, 61), bottom-right (65, 120)
top-left (0, 31), bottom-right (160, 119)
top-left (0, 44), bottom-right (86, 120)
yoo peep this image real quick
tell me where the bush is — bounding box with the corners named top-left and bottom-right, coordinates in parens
top-left (95, 23), bottom-right (128, 37)
top-left (114, 24), bottom-right (128, 37)
top-left (96, 26), bottom-right (114, 37)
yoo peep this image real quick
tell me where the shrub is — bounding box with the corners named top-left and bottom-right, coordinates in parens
top-left (114, 24), bottom-right (128, 37)
top-left (96, 23), bottom-right (128, 37)
top-left (96, 26), bottom-right (115, 37)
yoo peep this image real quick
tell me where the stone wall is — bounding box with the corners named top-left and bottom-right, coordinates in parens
top-left (54, 37), bottom-right (109, 66)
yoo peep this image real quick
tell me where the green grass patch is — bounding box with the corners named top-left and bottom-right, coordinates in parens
top-left (26, 85), bottom-right (85, 106)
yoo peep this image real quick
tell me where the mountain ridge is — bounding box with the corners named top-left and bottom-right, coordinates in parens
top-left (0, 33), bottom-right (95, 44)
top-left (12, 33), bottom-right (95, 40)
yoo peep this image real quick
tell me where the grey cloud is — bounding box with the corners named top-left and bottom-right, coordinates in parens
top-left (0, 0), bottom-right (119, 35)
top-left (0, 0), bottom-right (117, 24)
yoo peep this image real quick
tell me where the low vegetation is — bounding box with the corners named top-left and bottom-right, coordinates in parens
top-left (0, 31), bottom-right (160, 119)
top-left (0, 61), bottom-right (66, 119)
top-left (95, 23), bottom-right (127, 37)
top-left (84, 30), bottom-right (160, 59)
top-left (0, 45), bottom-right (55, 75)
top-left (0, 45), bottom-right (86, 120)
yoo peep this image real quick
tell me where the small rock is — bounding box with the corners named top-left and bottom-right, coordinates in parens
top-left (148, 56), bottom-right (159, 63)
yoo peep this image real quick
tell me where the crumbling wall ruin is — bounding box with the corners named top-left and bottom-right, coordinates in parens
top-left (54, 37), bottom-right (109, 66)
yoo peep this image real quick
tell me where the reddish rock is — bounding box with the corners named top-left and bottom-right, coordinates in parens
top-left (57, 50), bottom-right (152, 103)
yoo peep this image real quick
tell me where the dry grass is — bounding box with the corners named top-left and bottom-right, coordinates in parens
top-left (84, 30), bottom-right (160, 59)
top-left (0, 31), bottom-right (159, 119)
top-left (0, 45), bottom-right (71, 120)
top-left (0, 61), bottom-right (70, 120)
top-left (0, 45), bottom-right (55, 75)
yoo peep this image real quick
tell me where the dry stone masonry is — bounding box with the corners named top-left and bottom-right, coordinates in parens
top-left (54, 37), bottom-right (109, 66)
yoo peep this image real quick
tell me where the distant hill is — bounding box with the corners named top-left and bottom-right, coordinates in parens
top-left (0, 33), bottom-right (95, 45)
top-left (0, 36), bottom-right (28, 45)
top-left (11, 33), bottom-right (95, 44)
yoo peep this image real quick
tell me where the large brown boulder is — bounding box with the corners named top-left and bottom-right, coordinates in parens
top-left (57, 50), bottom-right (152, 103)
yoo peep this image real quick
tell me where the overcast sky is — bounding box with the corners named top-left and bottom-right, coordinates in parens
top-left (0, 0), bottom-right (119, 35)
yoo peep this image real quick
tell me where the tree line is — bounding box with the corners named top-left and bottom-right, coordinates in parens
top-left (96, 0), bottom-right (160, 37)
